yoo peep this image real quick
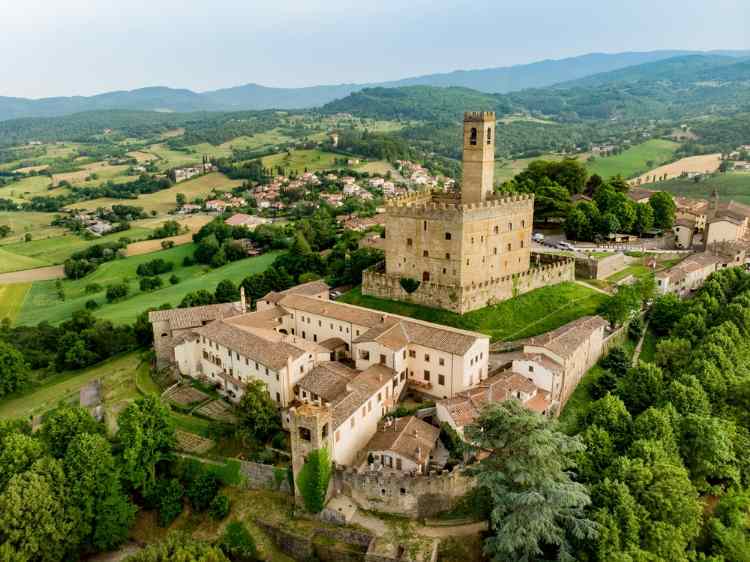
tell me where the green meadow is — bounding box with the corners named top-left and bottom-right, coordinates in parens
top-left (586, 139), bottom-right (680, 179)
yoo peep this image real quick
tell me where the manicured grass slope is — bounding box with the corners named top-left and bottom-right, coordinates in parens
top-left (339, 282), bottom-right (610, 341)
top-left (17, 250), bottom-right (280, 326)
top-left (0, 211), bottom-right (66, 245)
top-left (261, 149), bottom-right (343, 174)
top-left (586, 139), bottom-right (680, 179)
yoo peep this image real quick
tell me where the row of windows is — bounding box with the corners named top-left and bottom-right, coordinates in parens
top-left (297, 314), bottom-right (351, 334)
top-left (409, 222), bottom-right (527, 245)
top-left (409, 240), bottom-right (525, 258)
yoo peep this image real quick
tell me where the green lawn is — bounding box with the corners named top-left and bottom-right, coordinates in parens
top-left (0, 283), bottom-right (31, 323)
top-left (339, 282), bottom-right (610, 342)
top-left (0, 352), bottom-right (141, 420)
top-left (0, 247), bottom-right (50, 273)
top-left (587, 139), bottom-right (680, 179)
top-left (638, 328), bottom-right (657, 363)
top-left (1, 227), bottom-right (154, 266)
top-left (17, 250), bottom-right (281, 326)
top-left (606, 264), bottom-right (653, 284)
top-left (0, 175), bottom-right (55, 202)
top-left (654, 172), bottom-right (750, 204)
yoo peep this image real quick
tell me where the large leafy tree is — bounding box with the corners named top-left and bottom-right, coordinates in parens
top-left (649, 191), bottom-right (676, 229)
top-left (123, 532), bottom-right (228, 562)
top-left (466, 400), bottom-right (597, 561)
top-left (117, 395), bottom-right (176, 493)
top-left (0, 340), bottom-right (30, 397)
top-left (64, 433), bottom-right (136, 552)
top-left (40, 404), bottom-right (101, 459)
top-left (0, 458), bottom-right (78, 562)
top-left (237, 380), bottom-right (280, 444)
top-left (0, 432), bottom-right (45, 489)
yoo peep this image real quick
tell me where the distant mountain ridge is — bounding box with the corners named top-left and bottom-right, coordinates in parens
top-left (1, 49), bottom-right (749, 121)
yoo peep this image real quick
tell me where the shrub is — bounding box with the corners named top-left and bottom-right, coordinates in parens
top-left (628, 316), bottom-right (644, 341)
top-left (139, 276), bottom-right (164, 292)
top-left (209, 494), bottom-right (230, 520)
top-left (399, 277), bottom-right (420, 294)
top-left (182, 256), bottom-right (195, 267)
top-left (136, 258), bottom-right (174, 277)
top-left (161, 240), bottom-right (175, 249)
top-left (84, 283), bottom-right (102, 294)
top-left (186, 472), bottom-right (219, 512)
top-left (169, 274), bottom-right (179, 285)
top-left (297, 448), bottom-right (332, 513)
top-left (106, 283), bottom-right (129, 303)
top-left (85, 299), bottom-right (99, 310)
top-left (157, 479), bottom-right (184, 527)
top-left (218, 521), bottom-right (258, 562)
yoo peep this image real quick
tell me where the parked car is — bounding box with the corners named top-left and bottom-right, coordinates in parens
top-left (532, 233), bottom-right (545, 242)
top-left (557, 241), bottom-right (575, 251)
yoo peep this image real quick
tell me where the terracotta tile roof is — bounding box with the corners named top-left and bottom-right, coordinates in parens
top-left (675, 217), bottom-right (696, 228)
top-left (224, 213), bottom-right (267, 227)
top-left (364, 416), bottom-right (440, 464)
top-left (283, 294), bottom-right (486, 355)
top-left (148, 302), bottom-right (243, 330)
top-left (261, 280), bottom-right (330, 304)
top-left (298, 363), bottom-right (353, 402)
top-left (195, 319), bottom-right (305, 370)
top-left (523, 316), bottom-right (608, 361)
top-left (225, 306), bottom-right (286, 331)
top-left (626, 188), bottom-right (655, 202)
top-left (438, 370), bottom-right (542, 428)
top-left (319, 337), bottom-right (348, 350)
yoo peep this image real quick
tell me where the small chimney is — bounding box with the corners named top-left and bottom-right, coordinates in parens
top-left (240, 287), bottom-right (246, 311)
top-left (381, 315), bottom-right (387, 323)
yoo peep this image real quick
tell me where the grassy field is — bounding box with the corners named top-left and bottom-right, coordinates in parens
top-left (0, 247), bottom-right (50, 273)
top-left (65, 172), bottom-right (241, 215)
top-left (586, 139), bottom-right (680, 179)
top-left (653, 172), bottom-right (750, 204)
top-left (262, 149), bottom-right (342, 174)
top-left (339, 282), bottom-right (610, 342)
top-left (17, 249), bottom-right (280, 326)
top-left (0, 175), bottom-right (58, 202)
top-left (0, 283), bottom-right (31, 323)
top-left (0, 211), bottom-right (66, 245)
top-left (1, 226), bottom-right (154, 266)
top-left (0, 352), bottom-right (141, 420)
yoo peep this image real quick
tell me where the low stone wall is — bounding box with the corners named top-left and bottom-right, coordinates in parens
top-left (256, 519), bottom-right (373, 562)
top-left (334, 465), bottom-right (473, 518)
top-left (575, 253), bottom-right (626, 280)
top-left (238, 460), bottom-right (291, 493)
top-left (362, 255), bottom-right (575, 314)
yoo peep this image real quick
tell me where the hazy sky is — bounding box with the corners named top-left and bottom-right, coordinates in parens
top-left (2, 0), bottom-right (748, 98)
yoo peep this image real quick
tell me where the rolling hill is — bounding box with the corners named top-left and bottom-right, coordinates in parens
top-left (2, 50), bottom-right (749, 121)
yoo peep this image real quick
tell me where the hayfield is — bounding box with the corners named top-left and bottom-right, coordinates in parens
top-left (64, 172), bottom-right (241, 215)
top-left (631, 153), bottom-right (723, 185)
top-left (52, 161), bottom-right (134, 187)
top-left (0, 175), bottom-right (56, 202)
top-left (586, 139), bottom-right (680, 179)
top-left (0, 247), bottom-right (49, 273)
top-left (127, 150), bottom-right (158, 162)
top-left (17, 249), bottom-right (280, 325)
top-left (125, 214), bottom-right (212, 256)
top-left (0, 283), bottom-right (31, 324)
top-left (495, 153), bottom-right (571, 183)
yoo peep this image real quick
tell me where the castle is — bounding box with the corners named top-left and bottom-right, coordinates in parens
top-left (362, 111), bottom-right (573, 313)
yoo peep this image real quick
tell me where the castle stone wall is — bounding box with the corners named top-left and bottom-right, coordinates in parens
top-left (363, 255), bottom-right (575, 314)
top-left (333, 465), bottom-right (473, 518)
top-left (575, 253), bottom-right (626, 280)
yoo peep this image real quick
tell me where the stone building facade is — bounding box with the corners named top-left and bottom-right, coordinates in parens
top-left (362, 111), bottom-right (574, 313)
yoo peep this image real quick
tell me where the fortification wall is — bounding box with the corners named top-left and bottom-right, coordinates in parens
top-left (333, 465), bottom-right (473, 518)
top-left (575, 253), bottom-right (626, 280)
top-left (362, 255), bottom-right (575, 314)
top-left (238, 460), bottom-right (291, 493)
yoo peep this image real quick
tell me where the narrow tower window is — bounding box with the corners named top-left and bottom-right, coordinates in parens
top-left (470, 127), bottom-right (477, 146)
top-left (487, 127), bottom-right (492, 144)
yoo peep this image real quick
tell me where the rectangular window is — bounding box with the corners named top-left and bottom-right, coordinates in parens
top-left (439, 358), bottom-right (445, 366)
top-left (380, 354), bottom-right (386, 364)
top-left (424, 353), bottom-right (430, 362)
top-left (409, 350), bottom-right (416, 358)
top-left (407, 238), bottom-right (413, 247)
top-left (438, 374), bottom-right (445, 385)
top-left (424, 370), bottom-right (430, 381)
top-left (423, 250), bottom-right (429, 257)
top-left (445, 253), bottom-right (450, 260)
top-left (335, 431), bottom-right (340, 443)
top-left (445, 232), bottom-right (452, 240)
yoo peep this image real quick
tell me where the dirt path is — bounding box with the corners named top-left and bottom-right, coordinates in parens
top-left (351, 507), bottom-right (487, 539)
top-left (574, 279), bottom-right (610, 296)
top-left (631, 320), bottom-right (650, 366)
top-left (0, 265), bottom-right (64, 283)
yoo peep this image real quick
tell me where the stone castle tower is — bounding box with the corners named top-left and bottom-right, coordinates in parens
top-left (461, 112), bottom-right (496, 204)
top-left (362, 111), bottom-right (575, 313)
top-left (288, 403), bottom-right (334, 499)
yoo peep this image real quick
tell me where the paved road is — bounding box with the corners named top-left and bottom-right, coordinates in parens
top-left (0, 265), bottom-right (64, 284)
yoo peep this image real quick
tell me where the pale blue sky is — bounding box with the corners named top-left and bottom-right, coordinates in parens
top-left (2, 0), bottom-right (748, 98)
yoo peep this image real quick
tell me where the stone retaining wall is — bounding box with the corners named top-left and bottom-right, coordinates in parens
top-left (575, 253), bottom-right (626, 280)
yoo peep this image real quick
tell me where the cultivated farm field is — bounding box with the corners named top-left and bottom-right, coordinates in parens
top-left (586, 139), bottom-right (681, 179)
top-left (654, 171), bottom-right (750, 204)
top-left (0, 282), bottom-right (31, 323)
top-left (262, 149), bottom-right (342, 174)
top-left (631, 153), bottom-right (722, 185)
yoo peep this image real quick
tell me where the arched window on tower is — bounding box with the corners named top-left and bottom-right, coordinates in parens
top-left (487, 127), bottom-right (492, 145)
top-left (469, 127), bottom-right (477, 145)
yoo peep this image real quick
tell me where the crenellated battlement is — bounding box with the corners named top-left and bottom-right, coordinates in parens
top-left (463, 111), bottom-right (496, 122)
top-left (386, 191), bottom-right (534, 219)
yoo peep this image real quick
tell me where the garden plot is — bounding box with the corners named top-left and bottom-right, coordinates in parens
top-left (175, 429), bottom-right (215, 454)
top-left (165, 385), bottom-right (210, 406)
top-left (196, 399), bottom-right (238, 423)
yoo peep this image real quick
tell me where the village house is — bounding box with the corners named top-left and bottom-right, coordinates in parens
top-left (224, 213), bottom-right (269, 229)
top-left (205, 199), bottom-right (231, 212)
top-left (655, 253), bottom-right (723, 295)
top-left (361, 416), bottom-right (441, 474)
top-left (178, 204), bottom-right (202, 214)
top-left (625, 188), bottom-right (654, 205)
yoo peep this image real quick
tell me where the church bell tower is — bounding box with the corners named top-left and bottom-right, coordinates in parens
top-left (461, 111), bottom-right (496, 204)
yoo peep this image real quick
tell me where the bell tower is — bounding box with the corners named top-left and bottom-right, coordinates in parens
top-left (461, 111), bottom-right (496, 204)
